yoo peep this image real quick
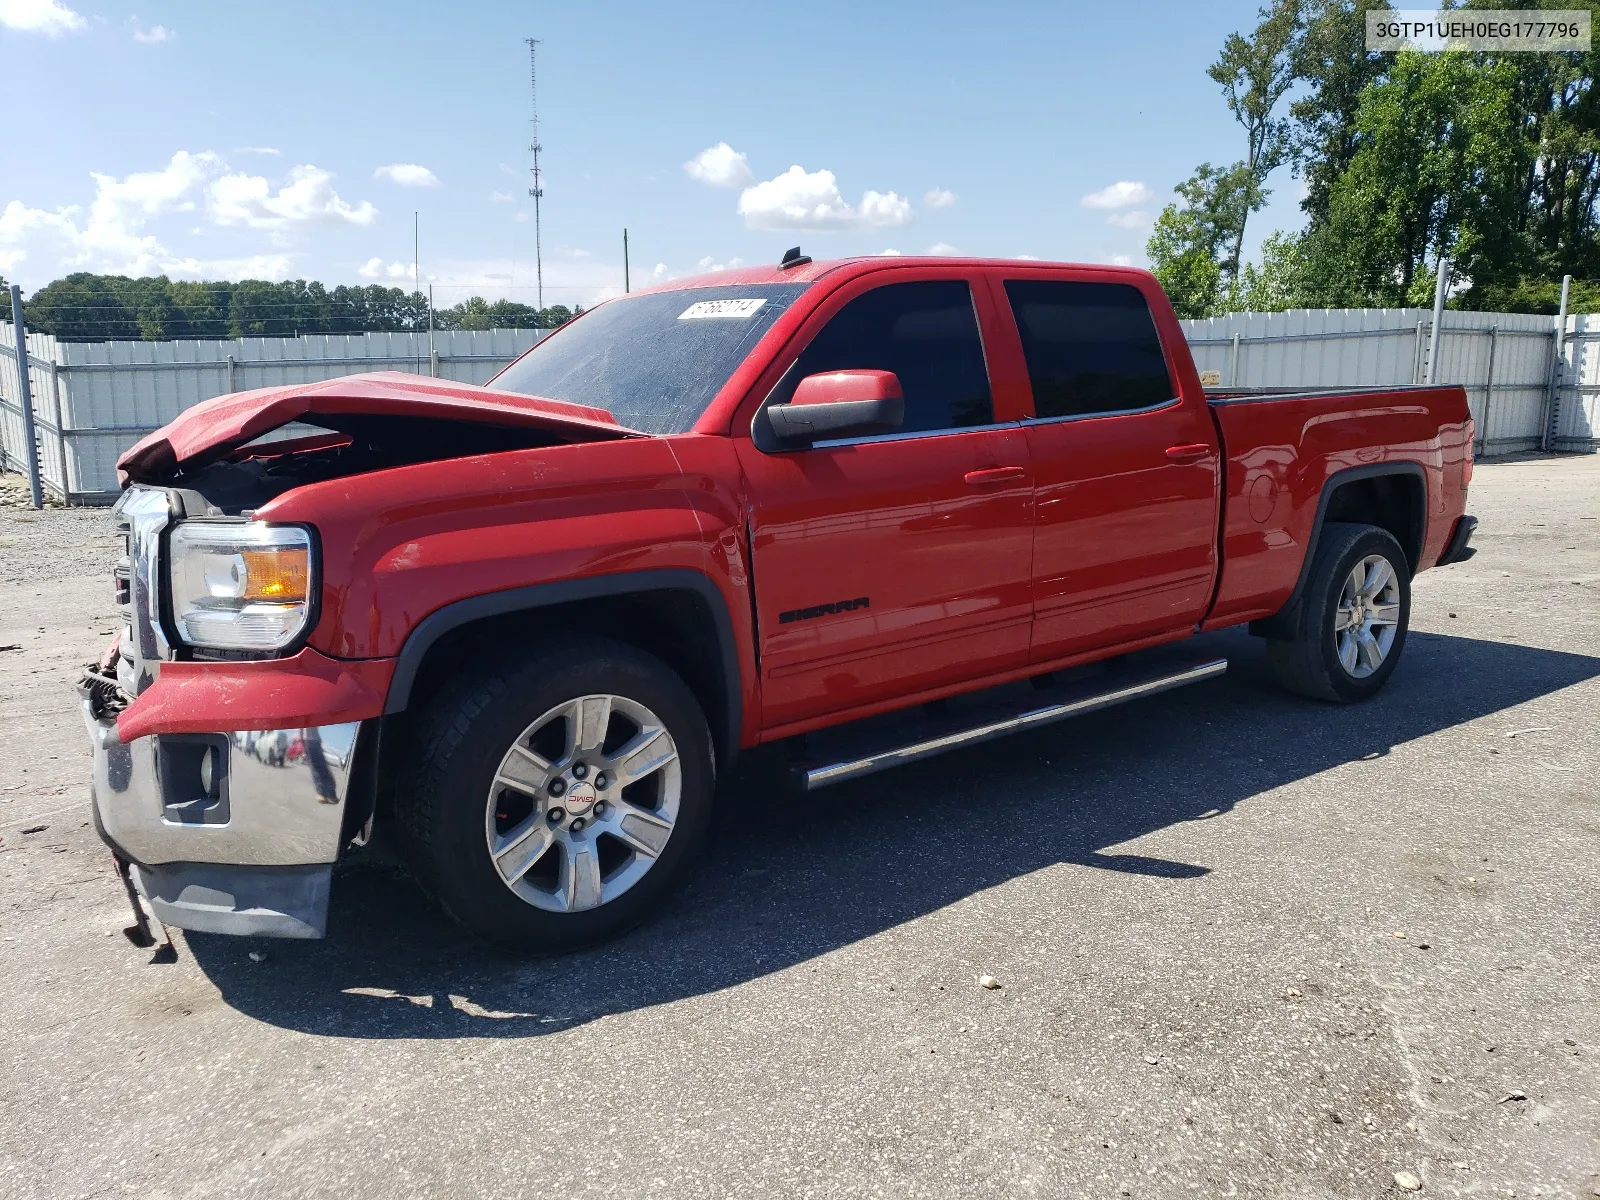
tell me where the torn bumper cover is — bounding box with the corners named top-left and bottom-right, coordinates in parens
top-left (82, 689), bottom-right (365, 938)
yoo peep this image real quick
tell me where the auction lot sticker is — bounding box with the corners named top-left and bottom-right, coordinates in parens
top-left (678, 298), bottom-right (768, 320)
top-left (1368, 9), bottom-right (1590, 52)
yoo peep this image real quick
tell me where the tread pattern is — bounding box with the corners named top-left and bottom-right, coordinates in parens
top-left (1267, 522), bottom-right (1409, 703)
top-left (391, 634), bottom-right (714, 946)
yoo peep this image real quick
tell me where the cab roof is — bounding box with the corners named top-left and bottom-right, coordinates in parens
top-left (626, 255), bottom-right (1159, 294)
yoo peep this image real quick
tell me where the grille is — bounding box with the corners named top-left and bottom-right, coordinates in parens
top-left (112, 487), bottom-right (174, 696)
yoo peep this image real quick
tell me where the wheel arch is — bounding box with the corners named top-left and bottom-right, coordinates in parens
top-left (1253, 463), bottom-right (1426, 639)
top-left (383, 569), bottom-right (743, 769)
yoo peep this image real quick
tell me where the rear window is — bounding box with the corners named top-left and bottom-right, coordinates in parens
top-left (1003, 280), bottom-right (1174, 419)
top-left (491, 283), bottom-right (808, 434)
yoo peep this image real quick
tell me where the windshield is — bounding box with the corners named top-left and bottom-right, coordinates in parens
top-left (490, 283), bottom-right (810, 434)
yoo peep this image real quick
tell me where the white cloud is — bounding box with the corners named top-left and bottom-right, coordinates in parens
top-left (684, 142), bottom-right (754, 189)
top-left (925, 242), bottom-right (959, 256)
top-left (860, 190), bottom-right (913, 227)
top-left (737, 166), bottom-right (913, 231)
top-left (0, 0), bottom-right (85, 35)
top-left (489, 190), bottom-right (514, 204)
top-left (1081, 181), bottom-right (1154, 210)
top-left (923, 187), bottom-right (957, 209)
top-left (1015, 254), bottom-right (1041, 260)
top-left (373, 163), bottom-right (439, 188)
top-left (694, 255), bottom-right (745, 273)
top-left (132, 22), bottom-right (174, 43)
top-left (210, 165), bottom-right (377, 230)
top-left (1106, 253), bottom-right (1135, 267)
top-left (651, 263), bottom-right (669, 282)
top-left (0, 150), bottom-right (384, 283)
top-left (877, 248), bottom-right (904, 256)
top-left (1105, 209), bottom-right (1153, 230)
top-left (160, 252), bottom-right (296, 281)
top-left (233, 147), bottom-right (281, 157)
top-left (359, 257), bottom-right (417, 281)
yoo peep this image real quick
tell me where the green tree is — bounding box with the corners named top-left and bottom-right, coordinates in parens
top-left (1146, 163), bottom-right (1257, 317)
top-left (1208, 0), bottom-right (1305, 288)
top-left (1289, 0), bottom-right (1394, 226)
top-left (1309, 52), bottom-right (1522, 305)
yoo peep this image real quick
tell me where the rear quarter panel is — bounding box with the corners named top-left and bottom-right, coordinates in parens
top-left (1205, 386), bottom-right (1471, 628)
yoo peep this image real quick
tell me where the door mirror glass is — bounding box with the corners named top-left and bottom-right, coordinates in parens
top-left (767, 370), bottom-right (905, 443)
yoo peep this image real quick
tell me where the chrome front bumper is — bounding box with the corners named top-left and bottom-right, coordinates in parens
top-left (82, 692), bottom-right (364, 938)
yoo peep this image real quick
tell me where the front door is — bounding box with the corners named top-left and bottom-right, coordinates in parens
top-left (735, 276), bottom-right (1035, 734)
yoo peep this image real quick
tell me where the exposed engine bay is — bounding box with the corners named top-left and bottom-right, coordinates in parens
top-left (142, 412), bottom-right (598, 515)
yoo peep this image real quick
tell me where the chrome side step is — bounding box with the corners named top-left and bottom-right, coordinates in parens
top-left (793, 656), bottom-right (1228, 791)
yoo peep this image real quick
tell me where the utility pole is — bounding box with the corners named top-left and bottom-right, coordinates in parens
top-left (1425, 256), bottom-right (1450, 386)
top-left (623, 228), bottom-right (630, 294)
top-left (526, 37), bottom-right (545, 316)
top-left (414, 211), bottom-right (420, 300)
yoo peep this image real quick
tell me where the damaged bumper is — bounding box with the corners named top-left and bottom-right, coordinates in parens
top-left (81, 687), bottom-right (365, 938)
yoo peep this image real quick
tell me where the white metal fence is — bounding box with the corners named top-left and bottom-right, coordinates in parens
top-left (2, 309), bottom-right (1596, 504)
top-left (1180, 307), bottom-right (1597, 455)
top-left (0, 326), bottom-right (543, 502)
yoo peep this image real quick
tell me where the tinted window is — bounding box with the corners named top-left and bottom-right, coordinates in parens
top-left (492, 283), bottom-right (807, 434)
top-left (780, 280), bottom-right (993, 435)
top-left (1004, 280), bottom-right (1174, 419)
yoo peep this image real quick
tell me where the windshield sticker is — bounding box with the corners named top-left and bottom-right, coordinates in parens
top-left (678, 298), bottom-right (768, 321)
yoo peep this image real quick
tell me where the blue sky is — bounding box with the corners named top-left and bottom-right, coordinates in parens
top-left (1, 0), bottom-right (1307, 308)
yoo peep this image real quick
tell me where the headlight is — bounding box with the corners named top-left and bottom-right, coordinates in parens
top-left (167, 522), bottom-right (315, 652)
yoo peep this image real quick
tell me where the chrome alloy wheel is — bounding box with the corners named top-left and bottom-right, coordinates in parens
top-left (1334, 553), bottom-right (1402, 679)
top-left (484, 694), bottom-right (681, 913)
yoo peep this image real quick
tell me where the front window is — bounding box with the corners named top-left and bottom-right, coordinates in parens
top-left (491, 283), bottom-right (809, 434)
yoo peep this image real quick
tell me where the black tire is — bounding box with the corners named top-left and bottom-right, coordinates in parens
top-left (1266, 522), bottom-right (1412, 703)
top-left (395, 635), bottom-right (715, 952)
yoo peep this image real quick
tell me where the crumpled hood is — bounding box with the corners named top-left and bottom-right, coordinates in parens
top-left (117, 371), bottom-right (635, 483)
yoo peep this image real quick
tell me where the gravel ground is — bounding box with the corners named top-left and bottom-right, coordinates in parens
top-left (0, 456), bottom-right (1596, 1200)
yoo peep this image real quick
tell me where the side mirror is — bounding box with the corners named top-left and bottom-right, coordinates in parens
top-left (766, 370), bottom-right (905, 444)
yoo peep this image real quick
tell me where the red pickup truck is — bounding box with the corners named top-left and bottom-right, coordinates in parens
top-left (83, 253), bottom-right (1476, 951)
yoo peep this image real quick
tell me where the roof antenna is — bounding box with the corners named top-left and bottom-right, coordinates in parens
top-left (779, 246), bottom-right (812, 270)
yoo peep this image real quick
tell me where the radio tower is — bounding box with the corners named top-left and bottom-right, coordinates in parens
top-left (525, 37), bottom-right (545, 316)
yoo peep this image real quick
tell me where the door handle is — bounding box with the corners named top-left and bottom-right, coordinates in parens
top-left (964, 466), bottom-right (1027, 486)
top-left (1165, 443), bottom-right (1211, 463)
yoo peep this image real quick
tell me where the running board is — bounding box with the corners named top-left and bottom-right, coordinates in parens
top-left (792, 654), bottom-right (1228, 791)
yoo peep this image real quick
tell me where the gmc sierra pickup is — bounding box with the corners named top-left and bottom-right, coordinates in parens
top-left (83, 252), bottom-right (1476, 951)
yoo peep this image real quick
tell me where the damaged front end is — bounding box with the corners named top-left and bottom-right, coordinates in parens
top-left (88, 373), bottom-right (634, 941)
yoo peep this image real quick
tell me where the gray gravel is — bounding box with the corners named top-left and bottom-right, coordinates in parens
top-left (1, 456), bottom-right (1597, 1199)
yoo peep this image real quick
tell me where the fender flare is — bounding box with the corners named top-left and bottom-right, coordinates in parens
top-left (1266, 462), bottom-right (1428, 632)
top-left (382, 568), bottom-right (743, 764)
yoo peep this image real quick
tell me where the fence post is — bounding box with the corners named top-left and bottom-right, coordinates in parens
top-left (8, 285), bottom-right (43, 510)
top-left (1541, 273), bottom-right (1571, 452)
top-left (226, 353), bottom-right (236, 395)
top-left (48, 359), bottom-right (69, 500)
top-left (1228, 332), bottom-right (1241, 386)
top-left (1412, 321), bottom-right (1426, 384)
top-left (1478, 326), bottom-right (1497, 456)
top-left (1425, 257), bottom-right (1450, 385)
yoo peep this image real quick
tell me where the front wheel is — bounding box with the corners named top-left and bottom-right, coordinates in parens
top-left (396, 636), bottom-right (715, 952)
top-left (1266, 522), bottom-right (1412, 703)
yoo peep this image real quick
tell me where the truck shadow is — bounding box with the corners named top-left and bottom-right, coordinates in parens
top-left (184, 628), bottom-right (1600, 1038)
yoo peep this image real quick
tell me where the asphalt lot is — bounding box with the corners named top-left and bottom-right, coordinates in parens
top-left (0, 455), bottom-right (1596, 1200)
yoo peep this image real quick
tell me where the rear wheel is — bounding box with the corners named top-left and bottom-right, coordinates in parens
top-left (1266, 522), bottom-right (1411, 703)
top-left (397, 636), bottom-right (714, 951)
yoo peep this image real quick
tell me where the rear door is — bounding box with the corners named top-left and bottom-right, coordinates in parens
top-left (734, 272), bottom-right (1034, 733)
top-left (992, 274), bottom-right (1220, 660)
